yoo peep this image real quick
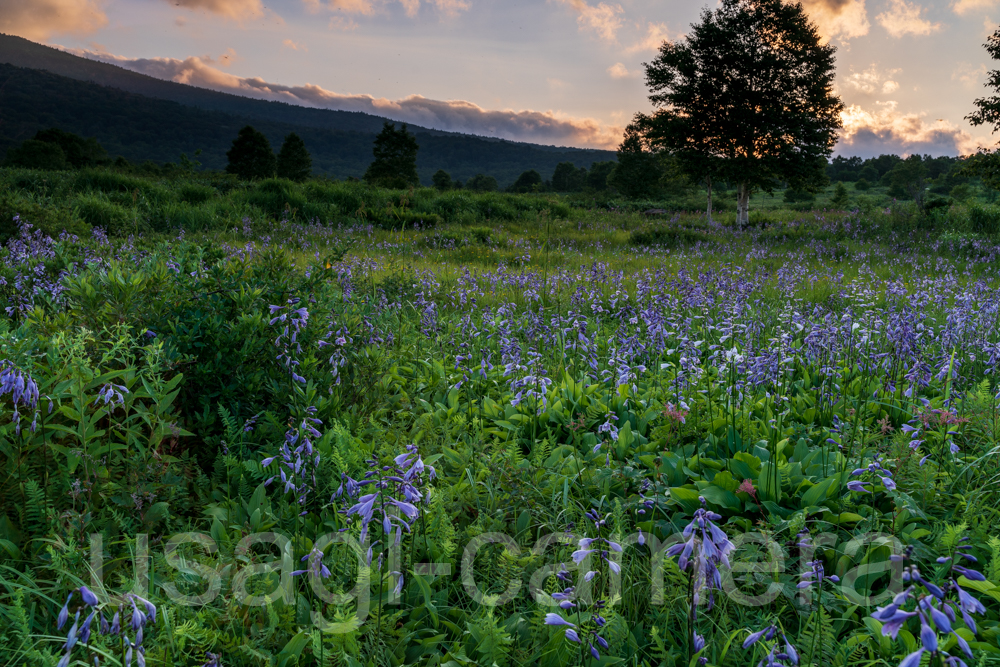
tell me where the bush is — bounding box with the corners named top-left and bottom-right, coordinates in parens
top-left (630, 224), bottom-right (713, 247)
top-left (73, 169), bottom-right (164, 201)
top-left (178, 183), bottom-right (217, 204)
top-left (854, 178), bottom-right (871, 191)
top-left (0, 194), bottom-right (90, 243)
top-left (74, 194), bottom-right (133, 235)
top-left (241, 178), bottom-right (308, 219)
top-left (967, 204), bottom-right (1000, 236)
top-left (369, 210), bottom-right (441, 230)
top-left (147, 201), bottom-right (219, 233)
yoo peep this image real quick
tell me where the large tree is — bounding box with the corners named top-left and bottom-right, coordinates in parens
top-left (964, 26), bottom-right (1000, 188)
top-left (226, 126), bottom-right (276, 180)
top-left (276, 133), bottom-right (312, 182)
top-left (364, 122), bottom-right (420, 189)
top-left (607, 125), bottom-right (663, 199)
top-left (637, 0), bottom-right (843, 226)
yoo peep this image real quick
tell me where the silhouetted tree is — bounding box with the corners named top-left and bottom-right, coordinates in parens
top-left (466, 174), bottom-right (498, 192)
top-left (364, 122), bottom-right (419, 189)
top-left (226, 126), bottom-right (276, 180)
top-left (508, 169), bottom-right (543, 193)
top-left (432, 169), bottom-right (453, 191)
top-left (587, 161), bottom-right (616, 191)
top-left (830, 182), bottom-right (850, 208)
top-left (32, 128), bottom-right (108, 168)
top-left (886, 155), bottom-right (929, 210)
top-left (607, 126), bottom-right (662, 199)
top-left (551, 162), bottom-right (587, 192)
top-left (276, 133), bottom-right (312, 182)
top-left (637, 0), bottom-right (843, 226)
top-left (5, 139), bottom-right (68, 170)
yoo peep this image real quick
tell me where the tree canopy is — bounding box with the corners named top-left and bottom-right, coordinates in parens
top-left (5, 128), bottom-right (109, 170)
top-left (507, 169), bottom-right (543, 193)
top-left (226, 126), bottom-right (276, 180)
top-left (466, 174), bottom-right (498, 192)
top-left (276, 133), bottom-right (312, 182)
top-left (637, 0), bottom-right (843, 226)
top-left (607, 127), bottom-right (664, 199)
top-left (432, 169), bottom-right (453, 191)
top-left (364, 122), bottom-right (420, 189)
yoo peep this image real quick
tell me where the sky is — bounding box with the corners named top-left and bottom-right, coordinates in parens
top-left (2, 0), bottom-right (1000, 156)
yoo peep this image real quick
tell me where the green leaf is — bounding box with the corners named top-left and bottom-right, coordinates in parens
top-left (699, 485), bottom-right (741, 510)
top-left (276, 631), bottom-right (310, 667)
top-left (801, 476), bottom-right (836, 507)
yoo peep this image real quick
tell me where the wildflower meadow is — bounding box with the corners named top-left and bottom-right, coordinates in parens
top-left (2, 183), bottom-right (1000, 667)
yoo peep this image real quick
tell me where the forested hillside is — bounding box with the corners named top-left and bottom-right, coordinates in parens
top-left (0, 39), bottom-right (613, 185)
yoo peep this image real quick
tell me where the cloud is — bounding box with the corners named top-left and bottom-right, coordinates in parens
top-left (953, 62), bottom-right (988, 88)
top-left (399, 0), bottom-right (419, 17)
top-left (953, 0), bottom-right (999, 15)
top-left (624, 21), bottom-right (679, 53)
top-left (0, 0), bottom-right (107, 41)
top-left (68, 48), bottom-right (623, 148)
top-left (607, 62), bottom-right (632, 78)
top-left (304, 0), bottom-right (375, 15)
top-left (554, 0), bottom-right (624, 43)
top-left (329, 15), bottom-right (360, 29)
top-left (207, 47), bottom-right (241, 68)
top-left (302, 0), bottom-right (469, 17)
top-left (283, 39), bottom-right (307, 51)
top-left (431, 0), bottom-right (470, 16)
top-left (876, 0), bottom-right (941, 37)
top-left (169, 0), bottom-right (264, 19)
top-left (842, 63), bottom-right (901, 94)
top-left (798, 0), bottom-right (871, 41)
top-left (838, 101), bottom-right (990, 156)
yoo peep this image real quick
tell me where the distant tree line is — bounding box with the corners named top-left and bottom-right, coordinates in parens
top-left (4, 123), bottom-right (984, 212)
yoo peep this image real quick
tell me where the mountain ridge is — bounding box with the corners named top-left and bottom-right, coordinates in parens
top-left (0, 33), bottom-right (605, 154)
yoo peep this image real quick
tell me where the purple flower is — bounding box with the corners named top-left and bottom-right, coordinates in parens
top-left (78, 586), bottom-right (99, 607)
top-left (544, 613), bottom-right (575, 628)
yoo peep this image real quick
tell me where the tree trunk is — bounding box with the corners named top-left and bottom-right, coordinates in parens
top-left (706, 176), bottom-right (713, 223)
top-left (736, 182), bottom-right (751, 228)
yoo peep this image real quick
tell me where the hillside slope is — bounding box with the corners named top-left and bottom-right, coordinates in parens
top-left (0, 33), bottom-right (615, 185)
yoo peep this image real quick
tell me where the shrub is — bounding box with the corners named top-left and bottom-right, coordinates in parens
top-left (370, 210), bottom-right (441, 230)
top-left (147, 201), bottom-right (219, 233)
top-left (630, 224), bottom-right (713, 247)
top-left (74, 194), bottom-right (133, 235)
top-left (968, 203), bottom-right (1000, 236)
top-left (0, 194), bottom-right (90, 243)
top-left (854, 178), bottom-right (870, 191)
top-left (178, 183), bottom-right (217, 204)
top-left (241, 178), bottom-right (308, 219)
top-left (73, 169), bottom-right (165, 201)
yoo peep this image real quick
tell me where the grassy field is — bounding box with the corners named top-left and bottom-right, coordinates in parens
top-left (2, 169), bottom-right (1000, 667)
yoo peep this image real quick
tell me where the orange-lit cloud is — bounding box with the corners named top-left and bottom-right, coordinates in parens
top-left (302, 0), bottom-right (469, 17)
top-left (607, 62), bottom-right (631, 78)
top-left (842, 64), bottom-right (901, 94)
top-left (953, 0), bottom-right (999, 15)
top-left (68, 48), bottom-right (624, 149)
top-left (169, 0), bottom-right (264, 19)
top-left (798, 0), bottom-right (871, 41)
top-left (624, 21), bottom-right (679, 53)
top-left (282, 39), bottom-right (307, 51)
top-left (431, 0), bottom-right (470, 17)
top-left (303, 0), bottom-right (375, 15)
top-left (554, 0), bottom-right (624, 43)
top-left (838, 101), bottom-right (990, 156)
top-left (0, 0), bottom-right (107, 41)
top-left (952, 62), bottom-right (988, 88)
top-left (876, 0), bottom-right (940, 37)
